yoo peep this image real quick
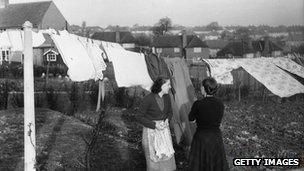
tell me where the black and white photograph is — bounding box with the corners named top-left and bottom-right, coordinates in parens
top-left (0, 0), bottom-right (303, 170)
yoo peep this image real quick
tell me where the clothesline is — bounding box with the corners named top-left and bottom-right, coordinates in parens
top-left (46, 29), bottom-right (154, 91)
top-left (1, 29), bottom-right (304, 98)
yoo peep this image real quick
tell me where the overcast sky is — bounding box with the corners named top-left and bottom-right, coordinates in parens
top-left (10, 0), bottom-right (304, 27)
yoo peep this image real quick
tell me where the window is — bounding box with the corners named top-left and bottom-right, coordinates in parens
top-left (1, 50), bottom-right (10, 61)
top-left (122, 43), bottom-right (135, 48)
top-left (174, 48), bottom-right (180, 53)
top-left (194, 47), bottom-right (202, 53)
top-left (156, 48), bottom-right (162, 53)
top-left (47, 53), bottom-right (57, 61)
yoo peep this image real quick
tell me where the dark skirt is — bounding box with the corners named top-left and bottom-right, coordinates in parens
top-left (188, 129), bottom-right (229, 171)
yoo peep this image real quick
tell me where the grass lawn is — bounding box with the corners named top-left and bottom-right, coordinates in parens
top-left (0, 98), bottom-right (303, 170)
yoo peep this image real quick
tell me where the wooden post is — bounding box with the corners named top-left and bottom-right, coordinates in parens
top-left (23, 21), bottom-right (36, 171)
top-left (46, 60), bottom-right (50, 86)
top-left (238, 84), bottom-right (241, 102)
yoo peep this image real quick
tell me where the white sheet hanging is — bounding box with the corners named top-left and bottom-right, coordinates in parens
top-left (50, 30), bottom-right (95, 82)
top-left (238, 58), bottom-right (304, 98)
top-left (83, 39), bottom-right (107, 80)
top-left (0, 31), bottom-right (11, 49)
top-left (203, 57), bottom-right (304, 97)
top-left (1, 30), bottom-right (45, 50)
top-left (101, 41), bottom-right (124, 61)
top-left (270, 57), bottom-right (304, 78)
top-left (7, 30), bottom-right (23, 51)
top-left (203, 59), bottom-right (240, 84)
top-left (31, 31), bottom-right (45, 47)
top-left (103, 45), bottom-right (153, 90)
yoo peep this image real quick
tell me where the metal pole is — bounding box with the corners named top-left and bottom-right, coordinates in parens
top-left (23, 21), bottom-right (36, 171)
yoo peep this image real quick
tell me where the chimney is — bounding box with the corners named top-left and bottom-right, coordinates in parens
top-left (247, 38), bottom-right (253, 53)
top-left (262, 37), bottom-right (270, 56)
top-left (115, 25), bottom-right (120, 43)
top-left (182, 30), bottom-right (187, 48)
top-left (0, 0), bottom-right (9, 8)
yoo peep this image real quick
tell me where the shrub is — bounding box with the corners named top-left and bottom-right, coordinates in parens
top-left (0, 63), bottom-right (10, 78)
top-left (34, 65), bottom-right (46, 77)
top-left (114, 87), bottom-right (126, 107)
top-left (0, 80), bottom-right (9, 109)
top-left (9, 63), bottom-right (23, 78)
top-left (48, 65), bottom-right (68, 77)
top-left (88, 81), bottom-right (99, 106)
top-left (46, 86), bottom-right (57, 110)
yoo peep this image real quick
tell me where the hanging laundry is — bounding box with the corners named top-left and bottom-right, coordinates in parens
top-left (50, 30), bottom-right (95, 82)
top-left (7, 30), bottom-right (23, 51)
top-left (164, 57), bottom-right (197, 146)
top-left (103, 45), bottom-right (153, 91)
top-left (80, 38), bottom-right (107, 80)
top-left (270, 57), bottom-right (304, 79)
top-left (144, 53), bottom-right (171, 81)
top-left (203, 59), bottom-right (240, 84)
top-left (0, 31), bottom-right (11, 49)
top-left (93, 40), bottom-right (108, 61)
top-left (101, 41), bottom-right (124, 61)
top-left (238, 58), bottom-right (304, 98)
top-left (21, 31), bottom-right (45, 47)
top-left (1, 30), bottom-right (45, 50)
top-left (31, 31), bottom-right (45, 47)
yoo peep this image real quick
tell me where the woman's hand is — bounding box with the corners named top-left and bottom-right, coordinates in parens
top-left (155, 122), bottom-right (165, 130)
top-left (164, 119), bottom-right (169, 127)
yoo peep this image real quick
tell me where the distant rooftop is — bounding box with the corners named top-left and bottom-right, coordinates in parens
top-left (91, 31), bottom-right (136, 43)
top-left (152, 35), bottom-right (208, 48)
top-left (0, 1), bottom-right (52, 29)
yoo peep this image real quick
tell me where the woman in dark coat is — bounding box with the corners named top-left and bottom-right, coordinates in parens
top-left (137, 77), bottom-right (176, 171)
top-left (188, 77), bottom-right (229, 171)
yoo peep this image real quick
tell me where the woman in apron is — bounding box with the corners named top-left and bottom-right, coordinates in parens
top-left (137, 77), bottom-right (176, 171)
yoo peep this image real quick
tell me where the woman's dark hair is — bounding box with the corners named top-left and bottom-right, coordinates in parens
top-left (202, 77), bottom-right (219, 95)
top-left (151, 77), bottom-right (168, 94)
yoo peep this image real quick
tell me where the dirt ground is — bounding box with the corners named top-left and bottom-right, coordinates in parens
top-left (0, 98), bottom-right (303, 170)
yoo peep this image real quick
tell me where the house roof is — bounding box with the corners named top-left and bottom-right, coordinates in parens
top-left (152, 35), bottom-right (208, 48)
top-left (285, 34), bottom-right (304, 42)
top-left (43, 49), bottom-right (59, 56)
top-left (205, 40), bottom-right (229, 49)
top-left (217, 40), bottom-right (282, 56)
top-left (153, 35), bottom-right (181, 48)
top-left (0, 1), bottom-right (52, 29)
top-left (91, 31), bottom-right (136, 43)
top-left (187, 35), bottom-right (209, 48)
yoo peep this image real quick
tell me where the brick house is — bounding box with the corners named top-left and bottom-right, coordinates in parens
top-left (91, 31), bottom-right (136, 51)
top-left (152, 34), bottom-right (209, 61)
top-left (0, 0), bottom-right (68, 65)
top-left (204, 40), bottom-right (229, 58)
top-left (0, 0), bottom-right (68, 30)
top-left (217, 38), bottom-right (283, 58)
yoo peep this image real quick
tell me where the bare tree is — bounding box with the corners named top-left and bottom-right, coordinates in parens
top-left (206, 22), bottom-right (222, 31)
top-left (152, 17), bottom-right (172, 36)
